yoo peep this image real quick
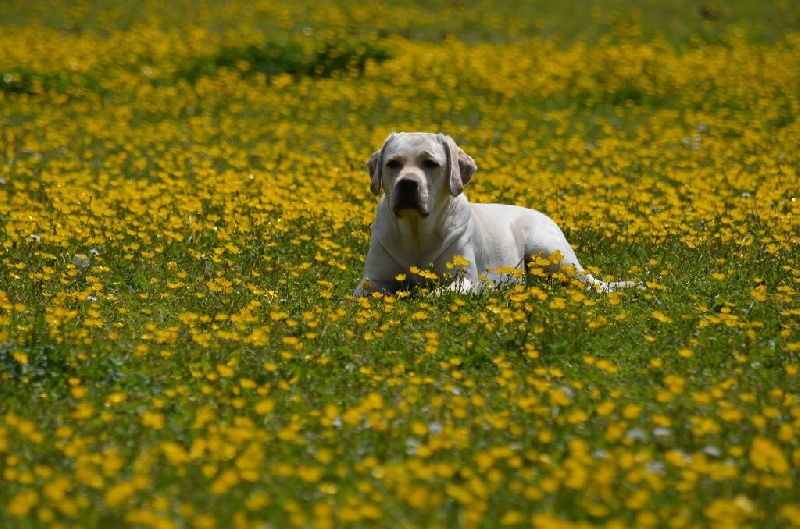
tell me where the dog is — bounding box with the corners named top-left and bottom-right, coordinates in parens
top-left (354, 132), bottom-right (633, 297)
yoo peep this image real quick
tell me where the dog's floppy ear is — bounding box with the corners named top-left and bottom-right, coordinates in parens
top-left (441, 134), bottom-right (478, 197)
top-left (367, 149), bottom-right (383, 195)
top-left (367, 132), bottom-right (397, 196)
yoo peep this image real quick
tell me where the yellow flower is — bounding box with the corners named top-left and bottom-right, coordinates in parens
top-left (216, 364), bottom-right (234, 377)
top-left (416, 269), bottom-right (438, 280)
top-left (106, 392), bottom-right (128, 406)
top-left (255, 399), bottom-right (275, 415)
top-left (750, 284), bottom-right (768, 302)
top-left (622, 404), bottom-right (642, 419)
top-left (105, 482), bottom-right (136, 508)
top-left (446, 254), bottom-right (471, 269)
top-left (8, 490), bottom-right (39, 516)
top-left (651, 310), bottom-right (674, 324)
top-left (596, 401), bottom-right (616, 416)
top-left (750, 436), bottom-right (789, 474)
top-left (549, 297), bottom-right (566, 309)
top-left (141, 411), bottom-right (165, 430)
top-left (12, 351), bottom-right (28, 365)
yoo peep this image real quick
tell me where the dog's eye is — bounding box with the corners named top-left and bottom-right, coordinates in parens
top-left (422, 159), bottom-right (440, 169)
top-left (385, 159), bottom-right (402, 170)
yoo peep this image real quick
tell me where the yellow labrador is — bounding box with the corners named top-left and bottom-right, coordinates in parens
top-left (354, 132), bottom-right (632, 296)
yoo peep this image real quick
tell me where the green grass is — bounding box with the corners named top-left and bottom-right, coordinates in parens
top-left (0, 1), bottom-right (799, 528)
top-left (3, 0), bottom-right (798, 46)
top-left (173, 40), bottom-right (391, 85)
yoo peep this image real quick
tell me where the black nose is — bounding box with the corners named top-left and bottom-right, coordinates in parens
top-left (396, 179), bottom-right (419, 193)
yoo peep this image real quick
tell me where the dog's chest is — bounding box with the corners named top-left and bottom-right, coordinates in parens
top-left (387, 221), bottom-right (472, 274)
top-left (389, 228), bottom-right (447, 267)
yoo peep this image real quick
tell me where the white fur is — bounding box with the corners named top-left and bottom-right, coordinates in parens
top-left (354, 132), bottom-right (633, 296)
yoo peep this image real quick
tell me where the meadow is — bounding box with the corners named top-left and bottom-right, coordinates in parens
top-left (1, 0), bottom-right (799, 527)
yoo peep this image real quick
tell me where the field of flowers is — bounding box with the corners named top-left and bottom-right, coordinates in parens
top-left (1, 0), bottom-right (799, 527)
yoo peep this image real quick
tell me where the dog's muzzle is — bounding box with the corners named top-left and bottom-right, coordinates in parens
top-left (392, 178), bottom-right (427, 215)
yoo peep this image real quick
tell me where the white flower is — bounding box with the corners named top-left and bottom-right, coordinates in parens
top-left (626, 428), bottom-right (648, 441)
top-left (653, 427), bottom-right (672, 437)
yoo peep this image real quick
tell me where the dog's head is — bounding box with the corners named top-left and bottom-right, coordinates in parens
top-left (367, 132), bottom-right (477, 218)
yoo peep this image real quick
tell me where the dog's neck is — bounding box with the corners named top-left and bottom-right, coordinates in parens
top-left (381, 194), bottom-right (472, 267)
